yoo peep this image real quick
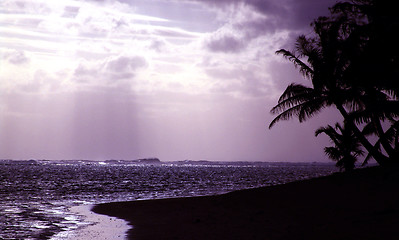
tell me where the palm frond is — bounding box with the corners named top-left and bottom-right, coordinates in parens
top-left (298, 98), bottom-right (326, 122)
top-left (269, 104), bottom-right (302, 129)
top-left (315, 126), bottom-right (330, 137)
top-left (295, 35), bottom-right (322, 67)
top-left (353, 148), bottom-right (365, 158)
top-left (315, 125), bottom-right (341, 147)
top-left (271, 85), bottom-right (323, 116)
top-left (324, 147), bottom-right (341, 161)
top-left (349, 110), bottom-right (372, 125)
top-left (269, 98), bottom-right (326, 129)
top-left (378, 120), bottom-right (399, 145)
top-left (276, 49), bottom-right (314, 79)
top-left (276, 83), bottom-right (315, 103)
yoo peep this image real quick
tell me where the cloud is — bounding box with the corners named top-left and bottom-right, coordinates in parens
top-left (206, 34), bottom-right (245, 53)
top-left (148, 39), bottom-right (166, 52)
top-left (202, 2), bottom-right (279, 54)
top-left (199, 54), bottom-right (275, 99)
top-left (62, 6), bottom-right (80, 18)
top-left (106, 56), bottom-right (147, 73)
top-left (73, 55), bottom-right (148, 85)
top-left (197, 0), bottom-right (337, 54)
top-left (106, 55), bottom-right (148, 80)
top-left (194, 0), bottom-right (336, 30)
top-left (3, 50), bottom-right (30, 65)
top-left (0, 0), bottom-right (345, 162)
top-left (207, 66), bottom-right (274, 99)
top-left (153, 28), bottom-right (200, 39)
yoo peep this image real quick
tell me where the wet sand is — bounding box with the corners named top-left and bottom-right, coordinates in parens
top-left (93, 166), bottom-right (399, 240)
top-left (51, 205), bottom-right (129, 240)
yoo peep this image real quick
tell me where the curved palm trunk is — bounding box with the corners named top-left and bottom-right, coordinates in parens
top-left (336, 104), bottom-right (390, 166)
top-left (371, 115), bottom-right (398, 160)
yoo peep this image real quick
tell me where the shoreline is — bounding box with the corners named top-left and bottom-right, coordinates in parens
top-left (92, 166), bottom-right (399, 240)
top-left (51, 204), bottom-right (129, 240)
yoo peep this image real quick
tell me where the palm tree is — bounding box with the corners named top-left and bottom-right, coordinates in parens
top-left (315, 123), bottom-right (364, 172)
top-left (329, 0), bottom-right (399, 161)
top-left (268, 0), bottom-right (399, 166)
top-left (269, 32), bottom-right (389, 166)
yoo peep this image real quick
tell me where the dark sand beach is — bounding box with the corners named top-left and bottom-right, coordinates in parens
top-left (92, 166), bottom-right (399, 240)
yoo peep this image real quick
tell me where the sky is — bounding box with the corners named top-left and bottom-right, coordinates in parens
top-left (0, 0), bottom-right (342, 162)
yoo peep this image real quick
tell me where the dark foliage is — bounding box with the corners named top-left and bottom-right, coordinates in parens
top-left (269, 0), bottom-right (399, 168)
top-left (315, 123), bottom-right (363, 171)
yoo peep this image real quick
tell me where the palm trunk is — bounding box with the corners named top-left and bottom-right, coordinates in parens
top-left (371, 115), bottom-right (397, 159)
top-left (336, 104), bottom-right (390, 166)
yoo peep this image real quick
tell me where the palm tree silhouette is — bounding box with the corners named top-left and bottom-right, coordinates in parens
top-left (269, 0), bottom-right (399, 166)
top-left (269, 32), bottom-right (389, 165)
top-left (330, 0), bottom-right (399, 161)
top-left (315, 123), bottom-right (364, 172)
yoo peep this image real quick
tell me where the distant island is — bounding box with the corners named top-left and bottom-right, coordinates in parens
top-left (104, 158), bottom-right (161, 165)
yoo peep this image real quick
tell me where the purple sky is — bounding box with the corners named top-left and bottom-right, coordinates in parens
top-left (0, 0), bottom-right (342, 162)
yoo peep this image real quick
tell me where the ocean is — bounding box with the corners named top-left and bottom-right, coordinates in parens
top-left (0, 160), bottom-right (336, 239)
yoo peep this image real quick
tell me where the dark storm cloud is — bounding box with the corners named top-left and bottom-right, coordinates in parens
top-left (199, 0), bottom-right (337, 53)
top-left (196, 0), bottom-right (336, 31)
top-left (249, 0), bottom-right (336, 30)
top-left (121, 0), bottom-right (336, 55)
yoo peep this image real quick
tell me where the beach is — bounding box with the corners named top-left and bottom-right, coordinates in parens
top-left (92, 166), bottom-right (399, 240)
top-left (51, 205), bottom-right (129, 240)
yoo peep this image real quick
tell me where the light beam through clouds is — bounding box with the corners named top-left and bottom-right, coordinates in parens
top-left (0, 0), bottom-right (340, 161)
